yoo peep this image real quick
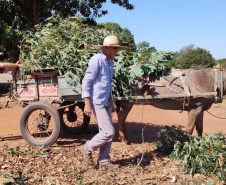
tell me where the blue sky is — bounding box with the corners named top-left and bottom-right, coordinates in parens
top-left (96, 0), bottom-right (226, 60)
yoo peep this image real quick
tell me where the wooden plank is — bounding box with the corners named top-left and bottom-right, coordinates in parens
top-left (116, 92), bottom-right (217, 100)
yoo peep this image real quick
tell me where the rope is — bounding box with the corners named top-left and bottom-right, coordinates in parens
top-left (165, 81), bottom-right (181, 94)
top-left (206, 110), bottom-right (226, 119)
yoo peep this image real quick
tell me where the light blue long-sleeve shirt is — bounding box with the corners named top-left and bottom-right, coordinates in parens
top-left (82, 51), bottom-right (114, 106)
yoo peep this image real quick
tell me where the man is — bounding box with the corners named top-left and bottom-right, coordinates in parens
top-left (80, 35), bottom-right (129, 170)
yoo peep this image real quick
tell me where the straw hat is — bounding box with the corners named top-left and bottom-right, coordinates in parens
top-left (94, 35), bottom-right (129, 50)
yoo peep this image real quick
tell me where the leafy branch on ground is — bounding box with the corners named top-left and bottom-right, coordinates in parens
top-left (156, 126), bottom-right (226, 181)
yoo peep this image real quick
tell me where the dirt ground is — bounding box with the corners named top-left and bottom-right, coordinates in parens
top-left (0, 94), bottom-right (225, 184)
top-left (0, 95), bottom-right (225, 146)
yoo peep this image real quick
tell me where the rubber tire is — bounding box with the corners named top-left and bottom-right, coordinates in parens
top-left (20, 102), bottom-right (61, 147)
top-left (59, 102), bottom-right (90, 134)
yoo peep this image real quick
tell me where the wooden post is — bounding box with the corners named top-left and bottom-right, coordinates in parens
top-left (35, 75), bottom-right (39, 101)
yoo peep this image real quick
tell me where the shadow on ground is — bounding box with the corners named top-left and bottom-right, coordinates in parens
top-left (124, 121), bottom-right (184, 144)
top-left (0, 135), bottom-right (23, 141)
top-left (0, 119), bottom-right (185, 147)
top-left (115, 151), bottom-right (153, 167)
top-left (56, 122), bottom-right (185, 146)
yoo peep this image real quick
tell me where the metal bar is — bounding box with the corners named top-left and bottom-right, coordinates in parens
top-left (116, 92), bottom-right (217, 100)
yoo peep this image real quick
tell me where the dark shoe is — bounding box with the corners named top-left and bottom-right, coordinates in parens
top-left (79, 145), bottom-right (93, 165)
top-left (99, 162), bottom-right (119, 170)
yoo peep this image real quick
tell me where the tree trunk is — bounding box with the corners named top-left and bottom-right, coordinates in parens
top-left (33, 0), bottom-right (40, 25)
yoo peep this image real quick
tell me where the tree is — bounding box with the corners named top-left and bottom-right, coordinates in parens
top-left (97, 22), bottom-right (122, 33)
top-left (165, 51), bottom-right (186, 69)
top-left (0, 21), bottom-right (21, 62)
top-left (176, 44), bottom-right (194, 59)
top-left (0, 0), bottom-right (134, 62)
top-left (176, 46), bottom-right (216, 69)
top-left (136, 41), bottom-right (157, 63)
top-left (119, 28), bottom-right (136, 51)
top-left (136, 41), bottom-right (150, 51)
top-left (217, 58), bottom-right (226, 69)
top-left (97, 22), bottom-right (136, 51)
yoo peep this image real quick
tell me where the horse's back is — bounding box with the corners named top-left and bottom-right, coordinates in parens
top-left (142, 68), bottom-right (215, 110)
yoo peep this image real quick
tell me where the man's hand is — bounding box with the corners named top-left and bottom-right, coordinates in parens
top-left (84, 98), bottom-right (92, 117)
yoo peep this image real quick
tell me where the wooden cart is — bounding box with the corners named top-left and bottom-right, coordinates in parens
top-left (15, 71), bottom-right (91, 147)
top-left (0, 61), bottom-right (90, 147)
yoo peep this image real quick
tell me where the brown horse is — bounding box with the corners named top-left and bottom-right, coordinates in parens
top-left (116, 68), bottom-right (226, 142)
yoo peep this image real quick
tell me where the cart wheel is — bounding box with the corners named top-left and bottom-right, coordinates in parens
top-left (20, 102), bottom-right (61, 146)
top-left (58, 102), bottom-right (90, 134)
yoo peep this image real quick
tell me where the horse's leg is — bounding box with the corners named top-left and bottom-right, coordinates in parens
top-left (186, 109), bottom-right (196, 135)
top-left (187, 97), bottom-right (213, 137)
top-left (186, 107), bottom-right (203, 136)
top-left (116, 100), bottom-right (134, 142)
top-left (195, 111), bottom-right (204, 137)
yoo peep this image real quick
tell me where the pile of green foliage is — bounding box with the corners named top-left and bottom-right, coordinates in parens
top-left (156, 126), bottom-right (189, 155)
top-left (20, 14), bottom-right (173, 97)
top-left (20, 14), bottom-right (108, 84)
top-left (156, 126), bottom-right (226, 181)
top-left (112, 51), bottom-right (173, 97)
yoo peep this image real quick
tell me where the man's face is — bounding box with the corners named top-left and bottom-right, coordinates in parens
top-left (103, 47), bottom-right (120, 59)
top-left (109, 47), bottom-right (120, 58)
